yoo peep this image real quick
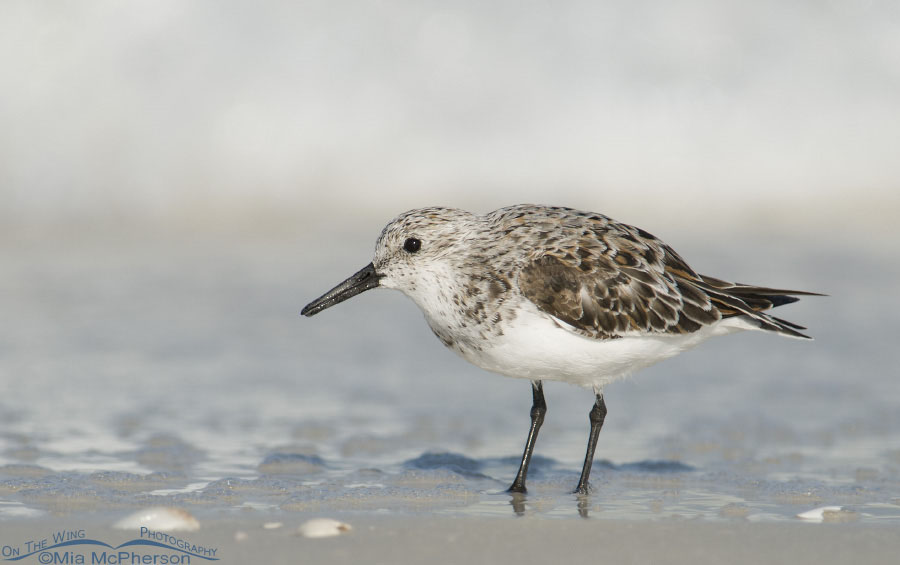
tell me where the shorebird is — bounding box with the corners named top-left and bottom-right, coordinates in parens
top-left (301, 205), bottom-right (817, 494)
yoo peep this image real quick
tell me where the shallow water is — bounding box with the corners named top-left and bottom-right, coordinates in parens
top-left (1, 231), bottom-right (898, 523)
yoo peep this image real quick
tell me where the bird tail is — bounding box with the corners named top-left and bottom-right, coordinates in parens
top-left (694, 275), bottom-right (823, 340)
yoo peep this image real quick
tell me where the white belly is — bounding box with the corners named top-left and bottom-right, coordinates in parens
top-left (456, 300), bottom-right (750, 390)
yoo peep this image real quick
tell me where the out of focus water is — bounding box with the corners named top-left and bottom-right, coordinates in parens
top-left (2, 1), bottom-right (898, 229)
top-left (0, 229), bottom-right (898, 523)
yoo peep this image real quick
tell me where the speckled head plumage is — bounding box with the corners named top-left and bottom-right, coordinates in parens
top-left (369, 207), bottom-right (513, 352)
top-left (372, 207), bottom-right (478, 289)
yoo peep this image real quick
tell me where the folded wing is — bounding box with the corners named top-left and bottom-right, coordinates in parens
top-left (517, 223), bottom-right (817, 340)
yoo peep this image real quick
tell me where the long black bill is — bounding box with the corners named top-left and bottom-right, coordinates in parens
top-left (301, 263), bottom-right (382, 317)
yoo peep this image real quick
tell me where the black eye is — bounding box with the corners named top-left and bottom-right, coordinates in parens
top-left (403, 237), bottom-right (421, 253)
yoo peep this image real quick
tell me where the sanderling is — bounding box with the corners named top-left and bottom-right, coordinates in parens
top-left (301, 205), bottom-right (818, 494)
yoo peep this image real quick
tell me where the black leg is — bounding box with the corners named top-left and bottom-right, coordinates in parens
top-left (574, 392), bottom-right (607, 494)
top-left (507, 380), bottom-right (546, 493)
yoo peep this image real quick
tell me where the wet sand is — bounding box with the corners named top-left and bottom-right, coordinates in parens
top-left (2, 514), bottom-right (899, 565)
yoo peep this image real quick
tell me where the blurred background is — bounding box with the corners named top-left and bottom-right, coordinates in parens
top-left (1, 0), bottom-right (898, 521)
top-left (1, 0), bottom-right (898, 238)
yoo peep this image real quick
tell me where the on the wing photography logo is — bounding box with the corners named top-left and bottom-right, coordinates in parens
top-left (1, 527), bottom-right (218, 563)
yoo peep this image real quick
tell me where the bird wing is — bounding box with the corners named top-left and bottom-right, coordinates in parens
top-left (517, 224), bottom-right (720, 339)
top-left (515, 220), bottom-right (816, 340)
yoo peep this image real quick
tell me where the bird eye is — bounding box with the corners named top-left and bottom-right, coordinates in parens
top-left (403, 237), bottom-right (421, 253)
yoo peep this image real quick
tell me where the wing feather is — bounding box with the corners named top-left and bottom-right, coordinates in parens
top-left (514, 216), bottom-right (817, 340)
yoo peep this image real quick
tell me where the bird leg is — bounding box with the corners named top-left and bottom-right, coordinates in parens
top-left (507, 380), bottom-right (546, 493)
top-left (574, 392), bottom-right (607, 494)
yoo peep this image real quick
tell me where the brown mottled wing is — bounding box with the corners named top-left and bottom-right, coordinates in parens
top-left (517, 227), bottom-right (721, 339)
top-left (517, 221), bottom-right (818, 339)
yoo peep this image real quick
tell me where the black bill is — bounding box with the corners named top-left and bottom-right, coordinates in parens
top-left (301, 262), bottom-right (382, 317)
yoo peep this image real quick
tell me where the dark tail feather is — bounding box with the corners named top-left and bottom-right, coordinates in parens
top-left (755, 316), bottom-right (812, 339)
top-left (711, 292), bottom-right (814, 339)
top-left (768, 295), bottom-right (800, 308)
top-left (770, 316), bottom-right (807, 331)
top-left (694, 275), bottom-right (823, 340)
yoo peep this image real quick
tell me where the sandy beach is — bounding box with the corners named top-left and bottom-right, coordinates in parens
top-left (3, 514), bottom-right (899, 565)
